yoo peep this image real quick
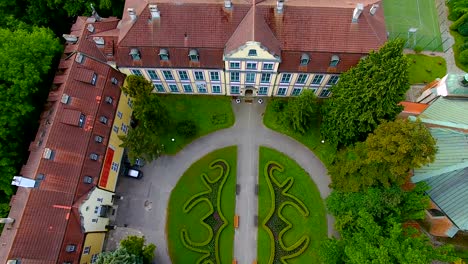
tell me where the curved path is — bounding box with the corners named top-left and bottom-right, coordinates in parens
top-left (113, 100), bottom-right (333, 264)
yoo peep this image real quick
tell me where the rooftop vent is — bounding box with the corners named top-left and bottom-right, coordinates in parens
top-left (352, 3), bottom-right (364, 23)
top-left (62, 34), bottom-right (78, 43)
top-left (11, 176), bottom-right (37, 188)
top-left (87, 24), bottom-right (95, 33)
top-left (149, 4), bottom-right (160, 19)
top-left (75, 52), bottom-right (84, 63)
top-left (224, 0), bottom-right (231, 8)
top-left (93, 37), bottom-right (104, 45)
top-left (370, 4), bottom-right (379, 16)
top-left (461, 74), bottom-right (468, 87)
top-left (128, 8), bottom-right (137, 21)
top-left (61, 94), bottom-right (70, 104)
top-left (277, 0), bottom-right (284, 14)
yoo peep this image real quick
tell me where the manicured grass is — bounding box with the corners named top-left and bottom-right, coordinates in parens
top-left (167, 146), bottom-right (237, 264)
top-left (383, 0), bottom-right (442, 51)
top-left (406, 54), bottom-right (447, 84)
top-left (158, 95), bottom-right (235, 154)
top-left (258, 147), bottom-right (327, 264)
top-left (263, 100), bottom-right (336, 167)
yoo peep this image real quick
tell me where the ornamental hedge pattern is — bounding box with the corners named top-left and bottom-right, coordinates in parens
top-left (262, 161), bottom-right (310, 264)
top-left (180, 159), bottom-right (230, 264)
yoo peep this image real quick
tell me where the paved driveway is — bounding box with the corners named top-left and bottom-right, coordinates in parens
top-left (111, 100), bottom-right (332, 264)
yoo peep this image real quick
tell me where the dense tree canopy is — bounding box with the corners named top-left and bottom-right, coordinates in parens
top-left (283, 89), bottom-right (319, 134)
top-left (96, 236), bottom-right (156, 264)
top-left (321, 39), bottom-right (410, 146)
top-left (0, 27), bottom-right (61, 214)
top-left (328, 119), bottom-right (436, 191)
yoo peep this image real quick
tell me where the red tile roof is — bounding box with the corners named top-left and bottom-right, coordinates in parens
top-left (0, 17), bottom-right (125, 264)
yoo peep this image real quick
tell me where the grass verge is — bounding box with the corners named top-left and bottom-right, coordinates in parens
top-left (406, 54), bottom-right (447, 84)
top-left (167, 146), bottom-right (237, 264)
top-left (159, 95), bottom-right (235, 154)
top-left (258, 147), bottom-right (327, 264)
top-left (263, 99), bottom-right (336, 167)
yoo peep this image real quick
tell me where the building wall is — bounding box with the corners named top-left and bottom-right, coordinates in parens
top-left (79, 233), bottom-right (106, 264)
top-left (98, 85), bottom-right (133, 192)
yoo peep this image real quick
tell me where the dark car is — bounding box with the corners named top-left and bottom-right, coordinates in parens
top-left (123, 167), bottom-right (143, 179)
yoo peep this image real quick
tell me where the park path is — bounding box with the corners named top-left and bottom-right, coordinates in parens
top-left (111, 100), bottom-right (333, 264)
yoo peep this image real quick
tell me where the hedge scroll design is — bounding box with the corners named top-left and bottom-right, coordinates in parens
top-left (180, 159), bottom-right (230, 264)
top-left (262, 161), bottom-right (310, 264)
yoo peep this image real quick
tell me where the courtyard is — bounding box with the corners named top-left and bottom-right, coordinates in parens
top-left (111, 99), bottom-right (332, 264)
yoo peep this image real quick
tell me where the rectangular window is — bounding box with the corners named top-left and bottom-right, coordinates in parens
top-left (194, 71), bottom-right (204, 81)
top-left (111, 162), bottom-right (119, 172)
top-left (296, 74), bottom-right (308, 84)
top-left (230, 72), bottom-right (240, 82)
top-left (212, 85), bottom-right (221, 94)
top-left (246, 62), bottom-right (257, 70)
top-left (91, 254), bottom-right (99, 263)
top-left (84, 246), bottom-right (91, 255)
top-left (113, 125), bottom-right (119, 133)
top-left (197, 83), bottom-right (207, 93)
top-left (169, 84), bottom-right (179, 92)
top-left (91, 73), bottom-right (97, 85)
top-left (292, 88), bottom-right (302, 96)
top-left (178, 71), bottom-right (189, 80)
top-left (131, 69), bottom-right (142, 76)
top-left (245, 72), bottom-right (256, 83)
top-left (210, 72), bottom-right (220, 81)
top-left (311, 75), bottom-right (324, 85)
top-left (280, 73), bottom-right (291, 83)
top-left (259, 86), bottom-right (268, 95)
top-left (326, 75), bottom-right (339, 86)
top-left (183, 84), bottom-right (193, 93)
top-left (127, 98), bottom-right (133, 108)
top-left (147, 70), bottom-right (159, 80)
top-left (229, 62), bottom-right (240, 69)
top-left (117, 111), bottom-right (123, 119)
top-left (154, 84), bottom-right (165, 92)
top-left (121, 124), bottom-right (128, 134)
top-left (162, 70), bottom-right (174, 80)
top-left (319, 88), bottom-right (331, 97)
top-left (277, 87), bottom-right (287, 96)
top-left (231, 85), bottom-right (240, 94)
top-left (261, 73), bottom-right (271, 83)
top-left (262, 63), bottom-right (274, 70)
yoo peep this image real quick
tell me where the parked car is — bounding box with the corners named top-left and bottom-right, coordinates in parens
top-left (124, 167), bottom-right (143, 179)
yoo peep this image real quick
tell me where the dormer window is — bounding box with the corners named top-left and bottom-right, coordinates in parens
top-left (105, 96), bottom-right (113, 104)
top-left (78, 114), bottom-right (86, 128)
top-left (129, 48), bottom-right (141, 60)
top-left (159, 49), bottom-right (169, 61)
top-left (300, 53), bottom-right (310, 65)
top-left (330, 55), bottom-right (340, 67)
top-left (65, 244), bottom-right (76, 252)
top-left (83, 176), bottom-right (93, 184)
top-left (95, 135), bottom-right (103, 143)
top-left (90, 153), bottom-right (99, 161)
top-left (93, 37), bottom-right (104, 45)
top-left (189, 49), bottom-right (199, 61)
top-left (111, 77), bottom-right (118, 85)
top-left (248, 49), bottom-right (257, 56)
top-left (99, 116), bottom-right (108, 124)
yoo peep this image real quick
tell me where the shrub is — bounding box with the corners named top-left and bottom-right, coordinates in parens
top-left (413, 46), bottom-right (423, 53)
top-left (460, 49), bottom-right (468, 65)
top-left (450, 13), bottom-right (468, 30)
top-left (210, 113), bottom-right (227, 125)
top-left (459, 21), bottom-right (468, 36)
top-left (459, 42), bottom-right (468, 52)
top-left (176, 120), bottom-right (197, 137)
top-left (270, 98), bottom-right (287, 112)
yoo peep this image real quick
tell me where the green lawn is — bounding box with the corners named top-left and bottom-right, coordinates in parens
top-left (383, 0), bottom-right (442, 51)
top-left (158, 94), bottom-right (235, 154)
top-left (258, 147), bottom-right (327, 264)
top-left (263, 99), bottom-right (336, 167)
top-left (406, 54), bottom-right (447, 84)
top-left (166, 146), bottom-right (237, 264)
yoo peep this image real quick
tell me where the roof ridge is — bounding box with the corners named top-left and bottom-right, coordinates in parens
top-left (412, 160), bottom-right (468, 183)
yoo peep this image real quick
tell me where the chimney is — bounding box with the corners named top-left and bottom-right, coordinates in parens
top-left (149, 4), bottom-right (160, 19)
top-left (11, 176), bottom-right (37, 188)
top-left (128, 8), bottom-right (137, 21)
top-left (277, 0), bottom-right (284, 13)
top-left (62, 34), bottom-right (78, 43)
top-left (370, 4), bottom-right (379, 15)
top-left (224, 0), bottom-right (231, 8)
top-left (352, 3), bottom-right (364, 23)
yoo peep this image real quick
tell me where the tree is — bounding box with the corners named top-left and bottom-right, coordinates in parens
top-left (328, 119), bottom-right (436, 191)
top-left (120, 236), bottom-right (156, 264)
top-left (95, 247), bottom-right (142, 264)
top-left (122, 75), bottom-right (154, 99)
top-left (283, 89), bottom-right (319, 134)
top-left (321, 39), bottom-right (410, 146)
top-left (119, 126), bottom-right (163, 164)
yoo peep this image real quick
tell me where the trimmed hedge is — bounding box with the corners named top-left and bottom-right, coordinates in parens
top-left (261, 161), bottom-right (310, 264)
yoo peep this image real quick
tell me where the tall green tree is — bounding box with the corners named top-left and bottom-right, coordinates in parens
top-left (283, 89), bottom-right (319, 134)
top-left (321, 39), bottom-right (410, 146)
top-left (96, 236), bottom-right (156, 264)
top-left (95, 247), bottom-right (141, 264)
top-left (328, 119), bottom-right (436, 191)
